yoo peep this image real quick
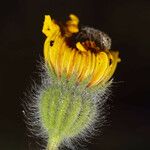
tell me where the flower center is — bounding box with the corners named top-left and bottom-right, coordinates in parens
top-left (67, 27), bottom-right (112, 53)
top-left (76, 27), bottom-right (111, 50)
top-left (76, 40), bottom-right (100, 53)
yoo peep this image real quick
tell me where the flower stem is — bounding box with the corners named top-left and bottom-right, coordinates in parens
top-left (47, 136), bottom-right (60, 150)
top-left (47, 144), bottom-right (58, 150)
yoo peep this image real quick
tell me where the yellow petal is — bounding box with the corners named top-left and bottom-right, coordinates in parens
top-left (42, 15), bottom-right (59, 37)
top-left (74, 51), bottom-right (82, 75)
top-left (47, 34), bottom-right (64, 73)
top-left (44, 31), bottom-right (60, 62)
top-left (65, 14), bottom-right (79, 37)
top-left (77, 52), bottom-right (87, 82)
top-left (69, 14), bottom-right (79, 24)
top-left (90, 52), bottom-right (96, 76)
top-left (78, 51), bottom-right (91, 82)
top-left (87, 52), bottom-right (109, 87)
top-left (42, 15), bottom-right (52, 37)
top-left (55, 39), bottom-right (66, 78)
top-left (100, 51), bottom-right (120, 85)
top-left (61, 46), bottom-right (71, 73)
top-left (76, 42), bottom-right (87, 52)
top-left (66, 49), bottom-right (77, 79)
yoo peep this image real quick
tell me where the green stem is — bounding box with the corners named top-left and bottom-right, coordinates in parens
top-left (47, 136), bottom-right (60, 150)
top-left (47, 144), bottom-right (58, 150)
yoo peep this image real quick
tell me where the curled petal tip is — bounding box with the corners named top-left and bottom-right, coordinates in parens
top-left (76, 42), bottom-right (87, 52)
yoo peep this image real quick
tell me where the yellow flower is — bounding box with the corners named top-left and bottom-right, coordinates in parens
top-left (42, 14), bottom-right (121, 87)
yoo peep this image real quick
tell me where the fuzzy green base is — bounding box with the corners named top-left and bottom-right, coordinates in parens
top-left (39, 86), bottom-right (96, 149)
top-left (38, 68), bottom-right (110, 149)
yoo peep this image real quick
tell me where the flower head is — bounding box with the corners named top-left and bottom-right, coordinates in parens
top-left (42, 14), bottom-right (120, 88)
top-left (24, 14), bottom-right (121, 150)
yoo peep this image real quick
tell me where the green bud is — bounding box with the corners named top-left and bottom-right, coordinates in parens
top-left (39, 85), bottom-right (97, 150)
top-left (24, 67), bottom-right (111, 150)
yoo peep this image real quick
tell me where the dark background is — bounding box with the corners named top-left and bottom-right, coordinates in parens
top-left (0, 0), bottom-right (150, 149)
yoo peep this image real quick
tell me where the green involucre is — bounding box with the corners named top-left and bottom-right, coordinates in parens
top-left (39, 86), bottom-right (96, 150)
top-left (38, 71), bottom-right (100, 150)
top-left (36, 68), bottom-right (110, 150)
